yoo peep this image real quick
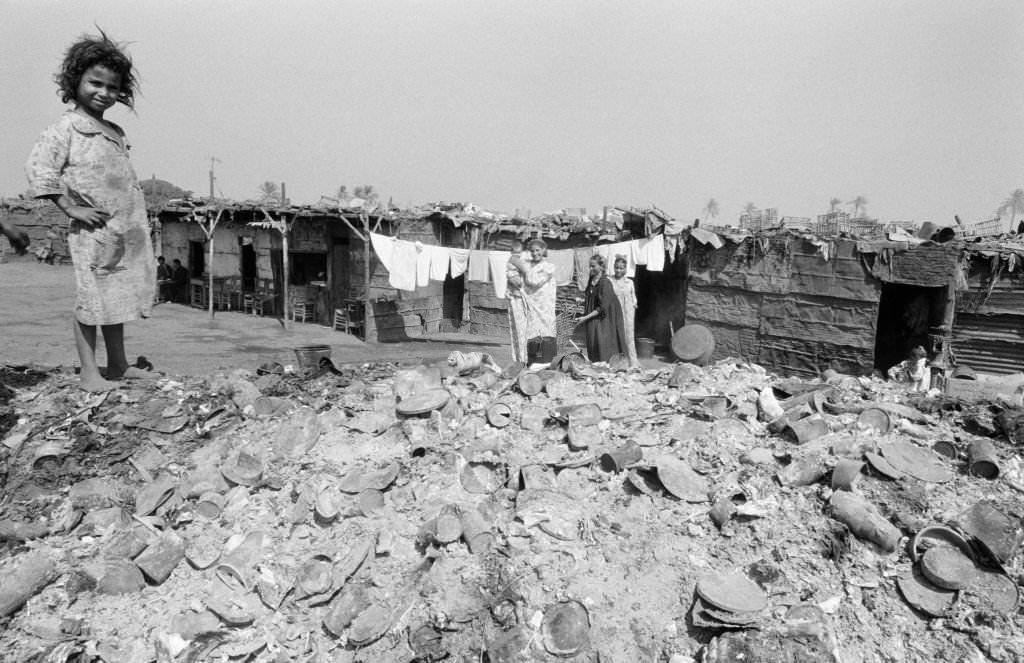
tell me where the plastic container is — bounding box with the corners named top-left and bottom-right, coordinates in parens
top-left (636, 337), bottom-right (655, 359)
top-left (293, 345), bottom-right (331, 369)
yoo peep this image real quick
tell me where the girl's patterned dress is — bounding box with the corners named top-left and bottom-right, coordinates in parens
top-left (27, 110), bottom-right (155, 325)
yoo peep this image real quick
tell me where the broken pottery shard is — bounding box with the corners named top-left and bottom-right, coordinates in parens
top-left (185, 528), bottom-right (223, 570)
top-left (567, 422), bottom-right (599, 451)
top-left (272, 406), bottom-right (322, 459)
top-left (460, 462), bottom-right (505, 494)
top-left (169, 610), bottom-right (221, 640)
top-left (963, 567), bottom-right (1020, 615)
top-left (920, 546), bottom-right (976, 590)
top-left (777, 455), bottom-right (827, 487)
top-left (0, 552), bottom-right (58, 617)
top-left (134, 474), bottom-right (177, 516)
top-left (357, 489), bottom-right (385, 516)
top-left (952, 501), bottom-right (1023, 563)
top-left (459, 506), bottom-right (495, 553)
top-left (134, 531), bottom-right (186, 584)
top-left (696, 572), bottom-right (769, 613)
top-left (786, 416), bottom-right (828, 444)
top-left (830, 458), bottom-right (864, 492)
top-left (95, 558), bottom-right (145, 596)
top-left (339, 462), bottom-right (400, 494)
top-left (102, 527), bottom-right (151, 560)
top-left (704, 629), bottom-right (835, 663)
top-left (656, 457), bottom-right (710, 503)
top-left (323, 584), bottom-right (371, 637)
top-left (896, 567), bottom-right (956, 617)
top-left (864, 452), bottom-right (903, 480)
top-left (627, 468), bottom-right (662, 496)
top-left (542, 600), bottom-right (591, 657)
top-left (829, 492), bottom-right (900, 553)
top-left (215, 531), bottom-right (266, 591)
top-left (520, 464), bottom-right (558, 490)
top-left (69, 477), bottom-right (120, 510)
top-left (857, 407), bottom-right (891, 434)
top-left (0, 519), bottom-right (50, 543)
top-left (878, 442), bottom-right (952, 483)
top-left (221, 451), bottom-right (263, 487)
top-left (410, 624), bottom-right (447, 661)
top-left (347, 602), bottom-right (392, 646)
top-left (910, 525), bottom-right (975, 564)
top-left (333, 538), bottom-right (374, 587)
top-left (434, 505), bottom-right (464, 544)
top-left (204, 589), bottom-right (258, 627)
top-left (296, 555), bottom-right (334, 597)
top-left (396, 388), bottom-right (450, 415)
top-left (488, 626), bottom-right (530, 663)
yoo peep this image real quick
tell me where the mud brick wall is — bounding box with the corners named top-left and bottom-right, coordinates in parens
top-left (687, 236), bottom-right (882, 377)
top-left (3, 202), bottom-right (71, 259)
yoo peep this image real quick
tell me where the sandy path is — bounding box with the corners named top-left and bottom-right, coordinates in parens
top-left (0, 261), bottom-right (511, 375)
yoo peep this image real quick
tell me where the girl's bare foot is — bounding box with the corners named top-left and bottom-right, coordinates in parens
top-left (119, 366), bottom-right (160, 380)
top-left (79, 374), bottom-right (118, 392)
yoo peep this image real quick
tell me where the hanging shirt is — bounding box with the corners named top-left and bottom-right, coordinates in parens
top-left (428, 245), bottom-right (450, 281)
top-left (370, 232), bottom-right (395, 272)
top-left (468, 250), bottom-right (490, 281)
top-left (548, 249), bottom-right (575, 286)
top-left (415, 241), bottom-right (431, 287)
top-left (487, 251), bottom-right (511, 298)
top-left (388, 239), bottom-right (417, 291)
top-left (640, 234), bottom-right (665, 271)
top-left (449, 248), bottom-right (470, 278)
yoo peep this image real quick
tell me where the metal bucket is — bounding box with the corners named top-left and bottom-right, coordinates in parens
top-left (293, 345), bottom-right (331, 369)
top-left (636, 337), bottom-right (655, 359)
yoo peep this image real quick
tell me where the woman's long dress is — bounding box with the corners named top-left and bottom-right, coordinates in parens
top-left (610, 275), bottom-right (638, 365)
top-left (583, 275), bottom-right (627, 362)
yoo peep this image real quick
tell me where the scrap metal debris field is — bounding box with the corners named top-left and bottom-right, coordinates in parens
top-left (0, 357), bottom-right (1022, 662)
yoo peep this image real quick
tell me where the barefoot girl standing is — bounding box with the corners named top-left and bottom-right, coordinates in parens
top-left (26, 31), bottom-right (156, 391)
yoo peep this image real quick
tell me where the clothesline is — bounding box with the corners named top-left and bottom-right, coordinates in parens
top-left (369, 232), bottom-right (670, 295)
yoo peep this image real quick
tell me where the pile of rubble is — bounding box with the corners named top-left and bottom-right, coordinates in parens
top-left (0, 355), bottom-right (1021, 662)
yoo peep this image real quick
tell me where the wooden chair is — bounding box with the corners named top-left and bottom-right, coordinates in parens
top-left (291, 298), bottom-right (313, 323)
top-left (213, 278), bottom-right (234, 310)
top-left (189, 280), bottom-right (206, 309)
top-left (242, 292), bottom-right (256, 315)
top-left (333, 300), bottom-right (365, 337)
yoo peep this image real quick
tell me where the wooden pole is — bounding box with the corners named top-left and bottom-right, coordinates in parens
top-left (363, 213), bottom-right (373, 341)
top-left (204, 207), bottom-right (223, 320)
top-left (282, 214), bottom-right (290, 331)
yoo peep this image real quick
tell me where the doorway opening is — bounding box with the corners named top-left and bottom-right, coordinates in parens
top-left (442, 274), bottom-right (466, 331)
top-left (188, 240), bottom-right (205, 279)
top-left (634, 252), bottom-right (689, 348)
top-left (240, 239), bottom-right (257, 292)
top-left (874, 283), bottom-right (947, 373)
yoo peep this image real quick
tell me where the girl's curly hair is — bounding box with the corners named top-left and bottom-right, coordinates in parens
top-left (54, 29), bottom-right (138, 108)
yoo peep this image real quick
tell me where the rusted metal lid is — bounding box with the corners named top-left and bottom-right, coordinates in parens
top-left (696, 572), bottom-right (769, 613)
top-left (671, 324), bottom-right (715, 365)
top-left (396, 388), bottom-right (450, 416)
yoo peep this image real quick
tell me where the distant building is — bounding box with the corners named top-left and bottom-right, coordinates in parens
top-left (780, 216), bottom-right (813, 231)
top-left (739, 208), bottom-right (778, 231)
top-left (816, 211), bottom-right (850, 235)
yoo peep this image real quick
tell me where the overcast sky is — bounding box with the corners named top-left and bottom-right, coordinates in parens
top-left (2, 0), bottom-right (1022, 228)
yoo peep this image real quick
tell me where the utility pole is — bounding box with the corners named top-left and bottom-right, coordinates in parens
top-left (208, 157), bottom-right (220, 202)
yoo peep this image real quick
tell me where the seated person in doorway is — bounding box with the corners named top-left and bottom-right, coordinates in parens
top-left (169, 258), bottom-right (189, 303)
top-left (156, 256), bottom-right (172, 301)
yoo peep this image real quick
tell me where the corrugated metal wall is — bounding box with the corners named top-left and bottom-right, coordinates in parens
top-left (687, 237), bottom-right (882, 377)
top-left (954, 279), bottom-right (1024, 375)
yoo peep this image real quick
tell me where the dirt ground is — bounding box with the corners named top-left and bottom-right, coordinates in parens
top-left (0, 261), bottom-right (514, 375)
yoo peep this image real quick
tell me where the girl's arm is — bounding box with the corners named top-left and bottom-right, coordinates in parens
top-left (39, 194), bottom-right (110, 228)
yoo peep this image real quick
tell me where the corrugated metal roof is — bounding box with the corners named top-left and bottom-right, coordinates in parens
top-left (952, 313), bottom-right (1024, 375)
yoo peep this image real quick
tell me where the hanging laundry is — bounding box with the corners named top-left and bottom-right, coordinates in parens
top-left (573, 246), bottom-right (595, 286)
top-left (450, 248), bottom-right (470, 278)
top-left (664, 234), bottom-right (679, 263)
top-left (487, 251), bottom-right (511, 298)
top-left (631, 239), bottom-right (646, 265)
top-left (415, 241), bottom-right (431, 288)
top-left (690, 227), bottom-right (724, 249)
top-left (428, 245), bottom-right (450, 281)
top-left (548, 249), bottom-right (575, 286)
top-left (369, 233), bottom-right (395, 272)
top-left (640, 234), bottom-right (665, 272)
top-left (468, 250), bottom-right (490, 281)
top-left (603, 241), bottom-right (636, 276)
top-left (388, 239), bottom-right (418, 291)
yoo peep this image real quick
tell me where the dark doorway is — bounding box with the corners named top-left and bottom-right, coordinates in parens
top-left (270, 249), bottom-right (284, 314)
top-left (240, 240), bottom-right (257, 292)
top-left (288, 252), bottom-right (327, 286)
top-left (189, 240), bottom-right (205, 279)
top-left (442, 274), bottom-right (465, 331)
top-left (634, 252), bottom-right (689, 347)
top-left (874, 283), bottom-right (947, 373)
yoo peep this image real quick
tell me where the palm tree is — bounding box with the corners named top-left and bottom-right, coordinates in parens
top-left (848, 195), bottom-right (868, 219)
top-left (336, 185), bottom-right (349, 202)
top-left (353, 185), bottom-right (378, 204)
top-left (998, 188), bottom-right (1024, 232)
top-left (702, 198), bottom-right (719, 223)
top-left (258, 181), bottom-right (280, 203)
top-left (829, 197), bottom-right (842, 213)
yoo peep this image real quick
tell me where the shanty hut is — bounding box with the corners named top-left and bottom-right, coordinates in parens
top-left (953, 238), bottom-right (1024, 374)
top-left (685, 229), bottom-right (962, 377)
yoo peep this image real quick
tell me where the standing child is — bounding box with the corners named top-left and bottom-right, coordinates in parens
top-left (26, 30), bottom-right (156, 391)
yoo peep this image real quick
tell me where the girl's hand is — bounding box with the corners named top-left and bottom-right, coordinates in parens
top-left (66, 206), bottom-right (111, 228)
